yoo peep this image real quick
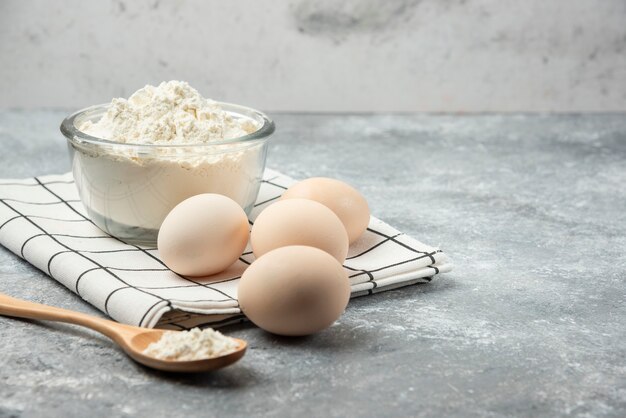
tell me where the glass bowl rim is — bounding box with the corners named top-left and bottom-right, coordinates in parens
top-left (60, 101), bottom-right (275, 149)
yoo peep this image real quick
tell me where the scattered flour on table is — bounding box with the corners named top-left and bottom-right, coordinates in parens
top-left (80, 80), bottom-right (258, 144)
top-left (143, 328), bottom-right (239, 361)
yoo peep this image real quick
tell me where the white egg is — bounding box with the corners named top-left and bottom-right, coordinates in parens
top-left (250, 198), bottom-right (349, 263)
top-left (238, 246), bottom-right (351, 336)
top-left (158, 194), bottom-right (249, 276)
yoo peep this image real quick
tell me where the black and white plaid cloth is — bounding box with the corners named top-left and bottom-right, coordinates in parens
top-left (0, 169), bottom-right (452, 330)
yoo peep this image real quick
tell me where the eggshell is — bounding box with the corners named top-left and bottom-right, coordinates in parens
top-left (238, 245), bottom-right (351, 336)
top-left (157, 194), bottom-right (249, 276)
top-left (281, 177), bottom-right (370, 243)
top-left (250, 198), bottom-right (349, 263)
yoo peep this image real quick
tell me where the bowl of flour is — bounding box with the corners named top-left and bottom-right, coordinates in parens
top-left (60, 81), bottom-right (274, 244)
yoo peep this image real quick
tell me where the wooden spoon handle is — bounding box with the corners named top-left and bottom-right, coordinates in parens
top-left (0, 292), bottom-right (124, 339)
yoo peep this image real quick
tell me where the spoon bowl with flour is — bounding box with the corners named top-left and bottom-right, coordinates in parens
top-left (0, 292), bottom-right (247, 372)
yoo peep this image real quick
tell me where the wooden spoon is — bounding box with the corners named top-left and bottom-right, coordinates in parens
top-left (0, 292), bottom-right (247, 372)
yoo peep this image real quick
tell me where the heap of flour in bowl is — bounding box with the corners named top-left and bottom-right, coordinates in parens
top-left (80, 80), bottom-right (259, 144)
top-left (70, 81), bottom-right (271, 242)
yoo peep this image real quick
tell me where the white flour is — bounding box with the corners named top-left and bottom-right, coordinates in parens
top-left (70, 81), bottom-right (268, 242)
top-left (80, 80), bottom-right (257, 144)
top-left (143, 328), bottom-right (239, 361)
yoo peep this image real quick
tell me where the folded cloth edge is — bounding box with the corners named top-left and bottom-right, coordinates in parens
top-left (0, 169), bottom-right (453, 329)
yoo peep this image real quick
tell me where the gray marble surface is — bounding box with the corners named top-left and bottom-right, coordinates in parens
top-left (0, 111), bottom-right (624, 417)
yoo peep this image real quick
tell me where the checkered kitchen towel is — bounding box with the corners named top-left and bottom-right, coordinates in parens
top-left (0, 169), bottom-right (452, 329)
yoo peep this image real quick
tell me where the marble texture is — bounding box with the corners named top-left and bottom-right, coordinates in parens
top-left (1, 0), bottom-right (626, 112)
top-left (0, 110), bottom-right (625, 417)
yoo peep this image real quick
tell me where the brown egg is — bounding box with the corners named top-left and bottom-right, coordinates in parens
top-left (281, 177), bottom-right (370, 243)
top-left (250, 198), bottom-right (349, 263)
top-left (157, 194), bottom-right (249, 276)
top-left (238, 246), bottom-right (351, 336)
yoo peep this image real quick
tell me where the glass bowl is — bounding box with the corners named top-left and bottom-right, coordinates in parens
top-left (60, 102), bottom-right (274, 245)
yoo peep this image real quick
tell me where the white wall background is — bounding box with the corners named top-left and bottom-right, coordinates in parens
top-left (0, 0), bottom-right (625, 112)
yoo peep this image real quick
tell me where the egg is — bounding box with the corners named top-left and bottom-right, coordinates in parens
top-left (157, 194), bottom-right (249, 276)
top-left (238, 246), bottom-right (351, 336)
top-left (250, 198), bottom-right (349, 263)
top-left (280, 177), bottom-right (370, 243)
